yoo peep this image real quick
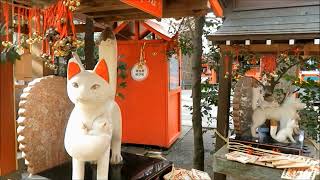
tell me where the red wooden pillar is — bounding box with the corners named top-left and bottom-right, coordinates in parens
top-left (0, 63), bottom-right (17, 175)
top-left (0, 1), bottom-right (17, 174)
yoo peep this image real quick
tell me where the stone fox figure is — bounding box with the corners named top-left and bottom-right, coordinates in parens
top-left (251, 94), bottom-right (305, 138)
top-left (64, 57), bottom-right (122, 180)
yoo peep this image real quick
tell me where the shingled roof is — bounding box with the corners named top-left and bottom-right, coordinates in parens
top-left (209, 5), bottom-right (320, 41)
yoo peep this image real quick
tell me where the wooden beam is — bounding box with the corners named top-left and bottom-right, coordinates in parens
top-left (75, 24), bottom-right (104, 33)
top-left (82, 0), bottom-right (209, 22)
top-left (94, 8), bottom-right (209, 22)
top-left (73, 13), bottom-right (108, 29)
top-left (85, 8), bottom-right (142, 18)
top-left (134, 21), bottom-right (139, 40)
top-left (112, 22), bottom-right (128, 34)
top-left (141, 22), bottom-right (172, 41)
top-left (139, 29), bottom-right (151, 40)
top-left (214, 53), bottom-right (233, 180)
top-left (77, 1), bottom-right (132, 13)
top-left (208, 33), bottom-right (320, 42)
top-left (84, 17), bottom-right (95, 70)
top-left (219, 44), bottom-right (320, 54)
top-left (209, 0), bottom-right (224, 17)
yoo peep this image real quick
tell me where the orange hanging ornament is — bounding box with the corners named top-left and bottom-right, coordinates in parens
top-left (260, 55), bottom-right (277, 73)
top-left (2, 2), bottom-right (9, 41)
top-left (17, 7), bottom-right (21, 45)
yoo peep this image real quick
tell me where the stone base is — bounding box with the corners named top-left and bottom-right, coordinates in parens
top-left (18, 152), bottom-right (172, 180)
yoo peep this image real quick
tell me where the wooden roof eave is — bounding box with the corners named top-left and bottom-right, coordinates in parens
top-left (207, 33), bottom-right (320, 42)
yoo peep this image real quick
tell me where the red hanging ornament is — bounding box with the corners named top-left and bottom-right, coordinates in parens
top-left (2, 2), bottom-right (9, 41)
top-left (260, 55), bottom-right (277, 73)
top-left (17, 7), bottom-right (21, 45)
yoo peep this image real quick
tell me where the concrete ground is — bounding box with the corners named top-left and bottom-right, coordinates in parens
top-left (122, 125), bottom-right (216, 177)
top-left (1, 125), bottom-right (217, 180)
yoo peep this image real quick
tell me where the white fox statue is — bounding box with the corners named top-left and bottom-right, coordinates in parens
top-left (64, 54), bottom-right (122, 179)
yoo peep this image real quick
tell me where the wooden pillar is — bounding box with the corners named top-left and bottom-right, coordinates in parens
top-left (0, 3), bottom-right (17, 175)
top-left (84, 17), bottom-right (95, 70)
top-left (214, 53), bottom-right (232, 180)
top-left (0, 63), bottom-right (17, 175)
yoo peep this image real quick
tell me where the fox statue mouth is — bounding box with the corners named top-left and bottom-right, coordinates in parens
top-left (76, 98), bottom-right (91, 103)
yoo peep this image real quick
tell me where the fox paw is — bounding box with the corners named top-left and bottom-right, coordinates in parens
top-left (110, 152), bottom-right (123, 164)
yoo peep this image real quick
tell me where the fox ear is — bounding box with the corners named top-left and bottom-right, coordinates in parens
top-left (67, 57), bottom-right (84, 80)
top-left (93, 59), bottom-right (109, 82)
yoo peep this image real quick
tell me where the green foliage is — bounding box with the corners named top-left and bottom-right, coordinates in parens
top-left (178, 34), bottom-right (193, 56)
top-left (201, 79), bottom-right (219, 127)
top-left (284, 74), bottom-right (320, 141)
top-left (116, 61), bottom-right (128, 99)
top-left (184, 78), bottom-right (219, 129)
top-left (0, 23), bottom-right (21, 64)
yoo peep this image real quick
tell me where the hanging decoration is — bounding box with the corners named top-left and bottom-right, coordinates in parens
top-left (0, 0), bottom-right (82, 66)
top-left (131, 43), bottom-right (149, 81)
top-left (0, 2), bottom-right (22, 64)
top-left (260, 55), bottom-right (277, 73)
top-left (2, 2), bottom-right (10, 46)
top-left (62, 0), bottom-right (81, 11)
top-left (52, 36), bottom-right (84, 57)
top-left (40, 0), bottom-right (81, 70)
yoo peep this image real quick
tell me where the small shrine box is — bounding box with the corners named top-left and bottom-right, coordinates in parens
top-left (115, 20), bottom-right (181, 148)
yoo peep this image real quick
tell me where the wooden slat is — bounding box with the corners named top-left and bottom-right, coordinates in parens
top-left (230, 5), bottom-right (320, 19)
top-left (233, 0), bottom-right (320, 11)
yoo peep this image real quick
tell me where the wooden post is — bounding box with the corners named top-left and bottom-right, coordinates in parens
top-left (134, 21), bottom-right (140, 40)
top-left (0, 63), bottom-right (17, 176)
top-left (0, 5), bottom-right (17, 175)
top-left (84, 17), bottom-right (95, 70)
top-left (214, 53), bottom-right (233, 180)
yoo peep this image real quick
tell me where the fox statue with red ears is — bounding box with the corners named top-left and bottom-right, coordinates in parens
top-left (64, 54), bottom-right (122, 179)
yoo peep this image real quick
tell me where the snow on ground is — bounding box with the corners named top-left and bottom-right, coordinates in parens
top-left (181, 90), bottom-right (234, 129)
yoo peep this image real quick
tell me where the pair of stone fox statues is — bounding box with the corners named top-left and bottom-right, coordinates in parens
top-left (251, 87), bottom-right (305, 143)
